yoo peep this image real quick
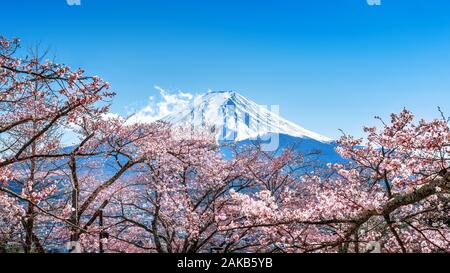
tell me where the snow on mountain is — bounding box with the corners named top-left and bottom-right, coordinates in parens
top-left (160, 91), bottom-right (332, 143)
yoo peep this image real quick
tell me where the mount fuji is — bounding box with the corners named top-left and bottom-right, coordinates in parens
top-left (161, 91), bottom-right (343, 163)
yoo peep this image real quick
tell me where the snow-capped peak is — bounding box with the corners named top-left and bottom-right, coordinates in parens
top-left (161, 91), bottom-right (332, 143)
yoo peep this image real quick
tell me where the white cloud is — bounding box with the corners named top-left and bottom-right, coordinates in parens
top-left (59, 87), bottom-right (199, 146)
top-left (126, 86), bottom-right (199, 124)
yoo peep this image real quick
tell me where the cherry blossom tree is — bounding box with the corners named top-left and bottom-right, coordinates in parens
top-left (58, 117), bottom-right (173, 252)
top-left (81, 127), bottom-right (239, 253)
top-left (0, 35), bottom-right (114, 252)
top-left (223, 110), bottom-right (450, 253)
top-left (77, 136), bottom-right (312, 253)
top-left (0, 36), bottom-right (114, 165)
top-left (1, 36), bottom-right (449, 253)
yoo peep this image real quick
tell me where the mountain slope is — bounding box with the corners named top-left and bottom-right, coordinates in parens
top-left (161, 91), bottom-right (332, 143)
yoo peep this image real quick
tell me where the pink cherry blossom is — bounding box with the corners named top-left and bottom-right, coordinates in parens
top-left (0, 36), bottom-right (448, 253)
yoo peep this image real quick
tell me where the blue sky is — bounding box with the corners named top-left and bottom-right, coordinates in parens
top-left (2, 0), bottom-right (450, 139)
